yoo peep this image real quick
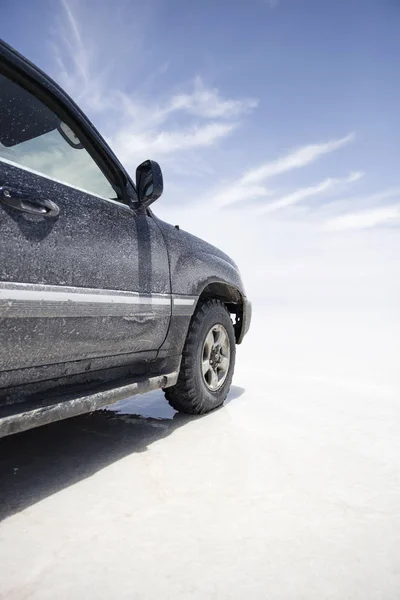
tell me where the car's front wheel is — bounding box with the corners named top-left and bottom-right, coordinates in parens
top-left (165, 299), bottom-right (236, 414)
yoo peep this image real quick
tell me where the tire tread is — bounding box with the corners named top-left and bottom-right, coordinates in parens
top-left (165, 299), bottom-right (235, 414)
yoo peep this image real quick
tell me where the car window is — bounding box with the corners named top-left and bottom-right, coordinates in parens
top-left (0, 72), bottom-right (116, 199)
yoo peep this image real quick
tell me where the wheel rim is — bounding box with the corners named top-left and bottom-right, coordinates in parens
top-left (201, 324), bottom-right (231, 391)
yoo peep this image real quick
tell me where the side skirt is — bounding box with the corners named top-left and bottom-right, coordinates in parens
top-left (0, 370), bottom-right (178, 439)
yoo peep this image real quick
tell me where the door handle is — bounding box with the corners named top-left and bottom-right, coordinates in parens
top-left (0, 186), bottom-right (59, 217)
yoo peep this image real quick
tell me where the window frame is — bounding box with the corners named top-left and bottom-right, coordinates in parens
top-left (0, 41), bottom-right (137, 207)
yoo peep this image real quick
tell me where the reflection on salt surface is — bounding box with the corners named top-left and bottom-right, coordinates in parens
top-left (107, 385), bottom-right (245, 421)
top-left (0, 386), bottom-right (245, 520)
top-left (108, 389), bottom-right (177, 420)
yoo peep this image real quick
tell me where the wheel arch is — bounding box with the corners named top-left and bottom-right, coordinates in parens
top-left (197, 281), bottom-right (245, 344)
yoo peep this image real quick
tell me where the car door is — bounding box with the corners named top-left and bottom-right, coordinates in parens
top-left (0, 48), bottom-right (171, 379)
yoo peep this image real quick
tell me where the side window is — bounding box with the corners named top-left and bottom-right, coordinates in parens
top-left (0, 72), bottom-right (116, 199)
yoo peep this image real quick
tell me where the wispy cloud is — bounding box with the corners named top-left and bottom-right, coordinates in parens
top-left (52, 0), bottom-right (106, 108)
top-left (240, 134), bottom-right (355, 186)
top-left (314, 187), bottom-right (400, 230)
top-left (169, 77), bottom-right (258, 119)
top-left (112, 122), bottom-right (237, 165)
top-left (259, 171), bottom-right (363, 213)
top-left (51, 0), bottom-right (258, 171)
top-left (210, 133), bottom-right (357, 207)
top-left (320, 187), bottom-right (400, 216)
top-left (325, 205), bottom-right (400, 231)
top-left (51, 1), bottom-right (368, 230)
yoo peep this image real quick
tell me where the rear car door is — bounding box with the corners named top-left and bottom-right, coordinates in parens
top-left (0, 45), bottom-right (171, 382)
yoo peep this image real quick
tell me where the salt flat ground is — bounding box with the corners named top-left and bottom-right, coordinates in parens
top-left (0, 306), bottom-right (399, 599)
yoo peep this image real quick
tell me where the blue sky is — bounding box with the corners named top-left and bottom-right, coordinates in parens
top-left (3, 0), bottom-right (400, 227)
top-left (2, 0), bottom-right (400, 306)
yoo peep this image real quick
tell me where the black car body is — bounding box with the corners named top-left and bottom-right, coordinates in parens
top-left (0, 40), bottom-right (251, 437)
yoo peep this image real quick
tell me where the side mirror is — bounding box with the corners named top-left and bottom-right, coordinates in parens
top-left (135, 160), bottom-right (163, 207)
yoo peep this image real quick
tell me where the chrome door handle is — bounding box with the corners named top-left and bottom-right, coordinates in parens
top-left (0, 186), bottom-right (59, 217)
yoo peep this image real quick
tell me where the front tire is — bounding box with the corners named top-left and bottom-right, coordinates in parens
top-left (165, 299), bottom-right (236, 414)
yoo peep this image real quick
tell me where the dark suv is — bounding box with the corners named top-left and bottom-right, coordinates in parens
top-left (0, 41), bottom-right (251, 438)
